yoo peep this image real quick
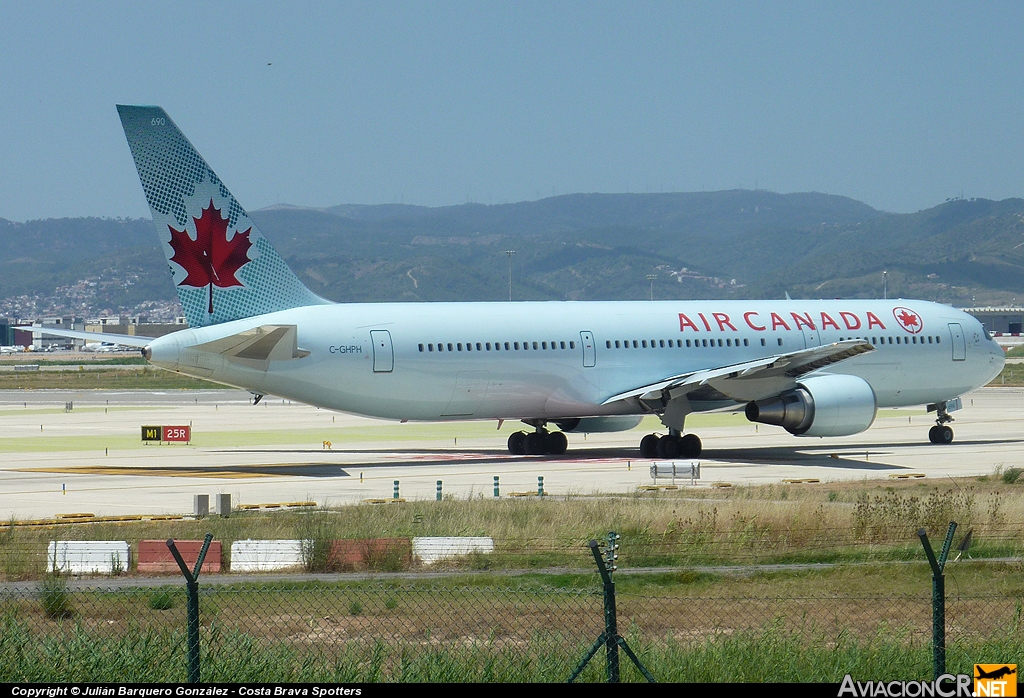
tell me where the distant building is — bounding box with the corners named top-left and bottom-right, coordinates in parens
top-left (961, 307), bottom-right (1024, 335)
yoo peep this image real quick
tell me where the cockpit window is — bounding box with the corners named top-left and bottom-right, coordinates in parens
top-left (983, 327), bottom-right (993, 340)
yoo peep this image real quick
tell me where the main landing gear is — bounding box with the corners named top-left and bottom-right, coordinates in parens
top-left (639, 431), bottom-right (702, 458)
top-left (928, 402), bottom-right (955, 444)
top-left (507, 426), bottom-right (568, 455)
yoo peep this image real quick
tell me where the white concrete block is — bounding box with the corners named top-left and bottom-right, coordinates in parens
top-left (230, 539), bottom-right (303, 572)
top-left (47, 541), bottom-right (130, 575)
top-left (412, 536), bottom-right (494, 565)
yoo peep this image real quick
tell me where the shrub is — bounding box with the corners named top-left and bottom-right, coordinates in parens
top-left (148, 590), bottom-right (174, 610)
top-left (39, 574), bottom-right (74, 619)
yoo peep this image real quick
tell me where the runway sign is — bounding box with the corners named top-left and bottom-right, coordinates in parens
top-left (141, 425), bottom-right (192, 442)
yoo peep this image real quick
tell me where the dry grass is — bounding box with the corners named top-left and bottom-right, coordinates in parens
top-left (1, 472), bottom-right (1021, 581)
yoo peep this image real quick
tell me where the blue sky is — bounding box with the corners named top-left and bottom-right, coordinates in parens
top-left (1, 1), bottom-right (1022, 220)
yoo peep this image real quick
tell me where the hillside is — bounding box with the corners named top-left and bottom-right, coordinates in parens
top-left (3, 190), bottom-right (1024, 316)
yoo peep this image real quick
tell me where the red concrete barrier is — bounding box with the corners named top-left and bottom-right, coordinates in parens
top-left (137, 539), bottom-right (222, 574)
top-left (327, 538), bottom-right (411, 571)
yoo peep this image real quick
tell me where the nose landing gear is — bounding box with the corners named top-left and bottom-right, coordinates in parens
top-left (928, 402), bottom-right (955, 444)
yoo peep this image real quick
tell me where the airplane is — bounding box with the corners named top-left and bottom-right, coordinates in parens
top-left (0, 346), bottom-right (21, 354)
top-left (82, 342), bottom-right (120, 353)
top-left (42, 105), bottom-right (1006, 458)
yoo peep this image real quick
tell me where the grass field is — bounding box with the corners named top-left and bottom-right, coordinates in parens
top-left (2, 472), bottom-right (1021, 580)
top-left (1, 461), bottom-right (1020, 682)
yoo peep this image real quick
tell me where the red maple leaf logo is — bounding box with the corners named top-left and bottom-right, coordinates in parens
top-left (167, 201), bottom-right (252, 314)
top-left (893, 306), bottom-right (923, 334)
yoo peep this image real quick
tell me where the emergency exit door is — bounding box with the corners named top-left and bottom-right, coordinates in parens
top-left (580, 331), bottom-right (596, 367)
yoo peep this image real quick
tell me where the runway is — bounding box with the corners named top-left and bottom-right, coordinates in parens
top-left (1, 387), bottom-right (1022, 521)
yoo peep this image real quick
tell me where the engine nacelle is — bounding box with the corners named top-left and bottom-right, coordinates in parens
top-left (555, 416), bottom-right (643, 433)
top-left (744, 374), bottom-right (877, 437)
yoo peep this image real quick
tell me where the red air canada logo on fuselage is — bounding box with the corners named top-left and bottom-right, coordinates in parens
top-left (893, 307), bottom-right (923, 334)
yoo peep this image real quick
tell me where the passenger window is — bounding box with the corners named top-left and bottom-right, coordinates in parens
top-left (532, 341), bottom-right (538, 350)
top-left (777, 338), bottom-right (783, 346)
top-left (418, 344), bottom-right (424, 352)
top-left (428, 344), bottom-right (434, 352)
top-left (560, 341), bottom-right (566, 349)
top-left (569, 341), bottom-right (575, 349)
top-left (760, 338), bottom-right (766, 346)
top-left (514, 342), bottom-right (520, 350)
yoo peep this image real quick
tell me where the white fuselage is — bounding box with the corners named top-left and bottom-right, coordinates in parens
top-left (147, 299), bottom-right (1004, 424)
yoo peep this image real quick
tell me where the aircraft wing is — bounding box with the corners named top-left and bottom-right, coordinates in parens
top-left (601, 340), bottom-right (874, 406)
top-left (16, 328), bottom-right (153, 348)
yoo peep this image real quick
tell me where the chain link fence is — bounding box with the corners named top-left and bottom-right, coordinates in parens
top-left (1, 580), bottom-right (1020, 682)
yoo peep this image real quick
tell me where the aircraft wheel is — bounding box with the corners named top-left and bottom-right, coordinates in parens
top-left (640, 434), bottom-right (660, 458)
top-left (657, 435), bottom-right (681, 458)
top-left (680, 433), bottom-right (702, 458)
top-left (928, 425), bottom-right (940, 444)
top-left (938, 425), bottom-right (954, 444)
top-left (547, 431), bottom-right (568, 455)
top-left (508, 431), bottom-right (526, 455)
top-left (525, 431), bottom-right (548, 455)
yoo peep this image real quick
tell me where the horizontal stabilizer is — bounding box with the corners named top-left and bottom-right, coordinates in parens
top-left (194, 325), bottom-right (309, 370)
top-left (15, 327), bottom-right (153, 348)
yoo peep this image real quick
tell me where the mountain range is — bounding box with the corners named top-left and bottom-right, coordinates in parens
top-left (2, 190), bottom-right (1023, 315)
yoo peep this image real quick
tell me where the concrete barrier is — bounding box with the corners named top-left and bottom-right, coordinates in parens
top-left (229, 539), bottom-right (303, 572)
top-left (412, 537), bottom-right (494, 565)
top-left (328, 538), bottom-right (411, 571)
top-left (47, 541), bottom-right (130, 575)
top-left (137, 539), bottom-right (222, 574)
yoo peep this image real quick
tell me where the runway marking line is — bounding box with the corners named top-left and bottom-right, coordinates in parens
top-left (11, 466), bottom-right (296, 479)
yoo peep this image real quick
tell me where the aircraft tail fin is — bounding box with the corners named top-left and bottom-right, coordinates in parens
top-left (116, 105), bottom-right (328, 327)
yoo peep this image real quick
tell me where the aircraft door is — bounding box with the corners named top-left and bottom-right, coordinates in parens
top-left (370, 330), bottom-right (394, 372)
top-left (800, 326), bottom-right (821, 349)
top-left (948, 323), bottom-right (966, 362)
top-left (580, 331), bottom-right (596, 367)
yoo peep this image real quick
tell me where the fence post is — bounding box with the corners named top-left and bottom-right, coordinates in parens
top-left (167, 533), bottom-right (213, 683)
top-left (918, 522), bottom-right (956, 680)
top-left (568, 532), bottom-right (655, 683)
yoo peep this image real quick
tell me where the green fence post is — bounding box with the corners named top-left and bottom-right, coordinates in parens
top-left (167, 533), bottom-right (213, 683)
top-left (918, 522), bottom-right (956, 681)
top-left (568, 532), bottom-right (655, 683)
top-left (436, 480), bottom-right (442, 501)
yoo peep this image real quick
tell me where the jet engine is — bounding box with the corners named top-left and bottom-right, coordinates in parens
top-left (556, 416), bottom-right (644, 433)
top-left (744, 374), bottom-right (877, 437)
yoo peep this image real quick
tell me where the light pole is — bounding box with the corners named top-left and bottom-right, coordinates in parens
top-left (883, 271), bottom-right (888, 300)
top-left (646, 275), bottom-right (657, 301)
top-left (505, 250), bottom-right (516, 301)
